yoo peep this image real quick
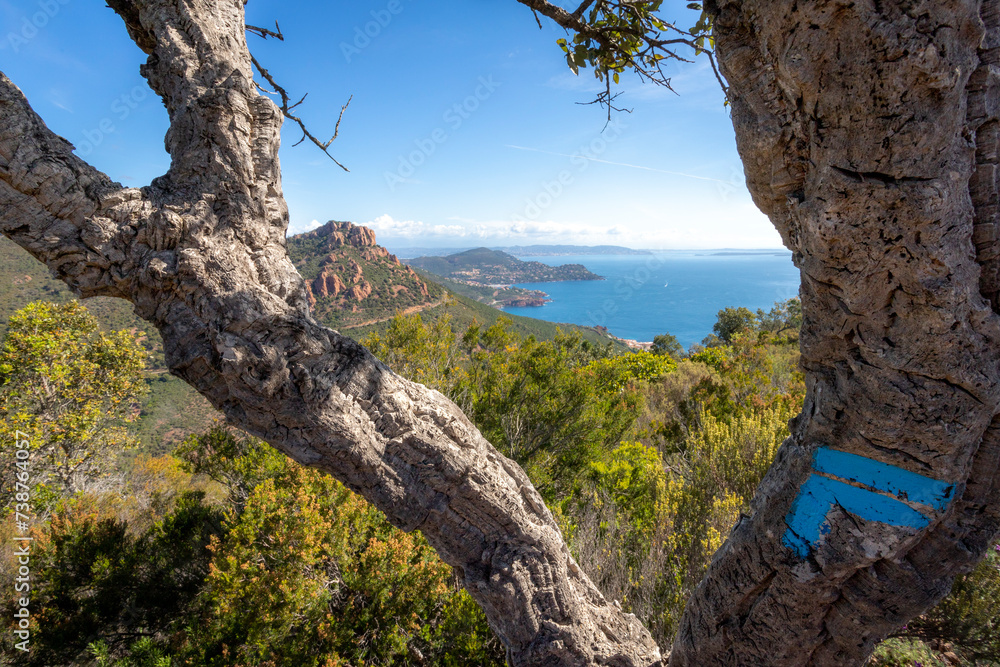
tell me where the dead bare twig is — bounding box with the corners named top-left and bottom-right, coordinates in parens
top-left (246, 22), bottom-right (352, 172)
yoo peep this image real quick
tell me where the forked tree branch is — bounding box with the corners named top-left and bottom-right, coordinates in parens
top-left (246, 21), bottom-right (282, 40)
top-left (248, 54), bottom-right (352, 172)
top-left (516, 0), bottom-right (729, 114)
top-left (246, 21), bottom-right (352, 171)
top-left (7, 3), bottom-right (997, 667)
top-left (0, 1), bottom-right (663, 665)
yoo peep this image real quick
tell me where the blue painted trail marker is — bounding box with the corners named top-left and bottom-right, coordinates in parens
top-left (783, 448), bottom-right (955, 558)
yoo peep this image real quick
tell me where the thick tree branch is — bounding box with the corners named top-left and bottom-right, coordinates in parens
top-left (670, 1), bottom-right (1000, 664)
top-left (516, 0), bottom-right (596, 37)
top-left (571, 0), bottom-right (596, 20)
top-left (0, 73), bottom-right (153, 300)
top-left (0, 1), bottom-right (661, 664)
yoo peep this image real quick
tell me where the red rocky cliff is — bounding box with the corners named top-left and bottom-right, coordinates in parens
top-left (303, 220), bottom-right (378, 248)
top-left (297, 221), bottom-right (434, 316)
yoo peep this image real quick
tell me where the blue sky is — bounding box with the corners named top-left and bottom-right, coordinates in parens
top-left (0, 0), bottom-right (782, 250)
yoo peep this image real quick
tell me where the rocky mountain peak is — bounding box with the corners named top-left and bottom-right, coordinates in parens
top-left (287, 219), bottom-right (440, 328)
top-left (304, 221), bottom-right (378, 249)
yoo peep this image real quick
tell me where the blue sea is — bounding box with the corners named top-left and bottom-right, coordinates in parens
top-left (502, 251), bottom-right (800, 348)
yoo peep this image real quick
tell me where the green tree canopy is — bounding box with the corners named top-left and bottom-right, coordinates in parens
top-left (0, 301), bottom-right (146, 498)
top-left (652, 333), bottom-right (684, 359)
top-left (756, 298), bottom-right (802, 336)
top-left (711, 306), bottom-right (758, 344)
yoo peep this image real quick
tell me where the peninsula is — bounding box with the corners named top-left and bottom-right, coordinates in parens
top-left (405, 247), bottom-right (603, 285)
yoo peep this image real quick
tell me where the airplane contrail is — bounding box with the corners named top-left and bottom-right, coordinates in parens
top-left (505, 144), bottom-right (734, 184)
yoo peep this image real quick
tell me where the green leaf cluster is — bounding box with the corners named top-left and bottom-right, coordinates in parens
top-left (585, 352), bottom-right (676, 392)
top-left (3, 488), bottom-right (221, 666)
top-left (541, 0), bottom-right (721, 111)
top-left (651, 332), bottom-right (683, 359)
top-left (0, 301), bottom-right (146, 498)
top-left (704, 298), bottom-right (802, 346)
top-left (3, 429), bottom-right (503, 667)
top-left (174, 429), bottom-right (501, 667)
top-left (366, 315), bottom-right (662, 501)
top-left (555, 1), bottom-right (683, 83)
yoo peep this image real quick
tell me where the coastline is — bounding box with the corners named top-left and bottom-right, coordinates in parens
top-left (594, 326), bottom-right (653, 350)
top-left (619, 337), bottom-right (653, 351)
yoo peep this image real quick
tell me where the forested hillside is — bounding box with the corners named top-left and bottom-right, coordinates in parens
top-left (0, 237), bottom-right (219, 451)
top-left (2, 300), bottom-right (996, 666)
top-left (406, 247), bottom-right (603, 284)
top-left (0, 229), bottom-right (619, 450)
top-left (287, 221), bottom-right (445, 329)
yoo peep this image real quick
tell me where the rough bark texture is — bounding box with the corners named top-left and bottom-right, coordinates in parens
top-left (671, 1), bottom-right (1000, 665)
top-left (0, 1), bottom-right (662, 665)
top-left (6, 0), bottom-right (1000, 664)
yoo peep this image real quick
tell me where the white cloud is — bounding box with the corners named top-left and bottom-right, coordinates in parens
top-left (366, 215), bottom-right (469, 239)
top-left (368, 214), bottom-right (665, 246)
top-left (268, 202), bottom-right (786, 250)
top-left (285, 218), bottom-right (326, 235)
top-left (47, 88), bottom-right (74, 113)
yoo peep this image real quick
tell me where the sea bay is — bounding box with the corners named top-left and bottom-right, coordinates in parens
top-left (502, 250), bottom-right (801, 348)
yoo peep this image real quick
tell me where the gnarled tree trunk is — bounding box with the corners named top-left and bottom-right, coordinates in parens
top-left (3, 0), bottom-right (1000, 665)
top-left (0, 1), bottom-right (660, 665)
top-left (671, 0), bottom-right (1000, 664)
